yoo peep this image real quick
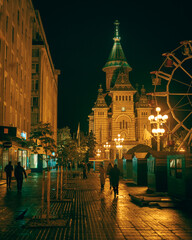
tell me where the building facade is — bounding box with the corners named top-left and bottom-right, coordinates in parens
top-left (31, 11), bottom-right (60, 142)
top-left (30, 11), bottom-right (60, 171)
top-left (88, 21), bottom-right (152, 160)
top-left (0, 1), bottom-right (59, 176)
top-left (0, 0), bottom-right (34, 177)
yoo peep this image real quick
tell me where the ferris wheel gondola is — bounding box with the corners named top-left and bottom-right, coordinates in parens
top-left (149, 40), bottom-right (192, 151)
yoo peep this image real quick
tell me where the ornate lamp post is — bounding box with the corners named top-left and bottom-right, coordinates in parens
top-left (96, 149), bottom-right (101, 158)
top-left (103, 142), bottom-right (111, 160)
top-left (114, 134), bottom-right (124, 159)
top-left (148, 107), bottom-right (168, 151)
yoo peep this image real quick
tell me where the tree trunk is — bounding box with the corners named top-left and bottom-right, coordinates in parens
top-left (47, 170), bottom-right (50, 223)
top-left (41, 170), bottom-right (45, 219)
top-left (60, 165), bottom-right (63, 200)
top-left (56, 165), bottom-right (59, 200)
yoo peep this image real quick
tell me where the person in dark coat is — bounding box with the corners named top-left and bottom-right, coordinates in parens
top-left (4, 161), bottom-right (13, 190)
top-left (14, 162), bottom-right (27, 192)
top-left (110, 164), bottom-right (120, 197)
top-left (106, 163), bottom-right (113, 189)
top-left (99, 164), bottom-right (105, 190)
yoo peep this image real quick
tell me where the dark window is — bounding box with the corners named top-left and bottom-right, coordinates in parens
top-left (6, 16), bottom-right (8, 32)
top-left (36, 64), bottom-right (39, 73)
top-left (33, 97), bottom-right (38, 107)
top-left (12, 26), bottom-right (14, 44)
top-left (17, 10), bottom-right (20, 26)
top-left (32, 49), bottom-right (39, 57)
top-left (35, 80), bottom-right (39, 90)
top-left (116, 96), bottom-right (118, 101)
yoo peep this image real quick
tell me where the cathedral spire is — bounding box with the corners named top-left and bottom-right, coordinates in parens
top-left (103, 21), bottom-right (132, 91)
top-left (93, 85), bottom-right (108, 108)
top-left (113, 20), bottom-right (121, 42)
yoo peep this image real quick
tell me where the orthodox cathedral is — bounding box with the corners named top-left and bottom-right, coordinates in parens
top-left (88, 21), bottom-right (152, 159)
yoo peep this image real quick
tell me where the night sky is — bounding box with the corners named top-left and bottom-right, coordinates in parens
top-left (31, 0), bottom-right (192, 134)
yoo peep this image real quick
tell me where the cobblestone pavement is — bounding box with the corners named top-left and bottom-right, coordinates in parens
top-left (0, 170), bottom-right (192, 240)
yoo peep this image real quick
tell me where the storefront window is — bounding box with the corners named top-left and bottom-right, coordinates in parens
top-left (3, 150), bottom-right (9, 170)
top-left (30, 154), bottom-right (38, 168)
top-left (43, 155), bottom-right (47, 168)
top-left (22, 150), bottom-right (27, 169)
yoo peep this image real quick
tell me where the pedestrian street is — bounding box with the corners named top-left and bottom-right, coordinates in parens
top-left (0, 170), bottom-right (192, 240)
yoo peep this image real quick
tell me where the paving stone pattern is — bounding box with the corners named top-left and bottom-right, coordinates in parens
top-left (0, 170), bottom-right (192, 239)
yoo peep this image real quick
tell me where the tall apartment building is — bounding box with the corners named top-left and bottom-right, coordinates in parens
top-left (0, 1), bottom-right (59, 176)
top-left (0, 0), bottom-right (34, 177)
top-left (31, 11), bottom-right (60, 142)
top-left (30, 11), bottom-right (60, 170)
top-left (88, 21), bottom-right (152, 160)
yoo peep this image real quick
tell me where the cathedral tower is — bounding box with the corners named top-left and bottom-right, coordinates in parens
top-left (102, 20), bottom-right (132, 91)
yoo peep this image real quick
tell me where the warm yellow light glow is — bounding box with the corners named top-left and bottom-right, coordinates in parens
top-left (179, 148), bottom-right (185, 152)
top-left (163, 115), bottom-right (168, 120)
top-left (156, 107), bottom-right (161, 112)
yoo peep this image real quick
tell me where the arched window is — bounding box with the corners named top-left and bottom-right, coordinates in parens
top-left (126, 96), bottom-right (128, 101)
top-left (129, 96), bottom-right (131, 101)
top-left (122, 96), bottom-right (124, 101)
top-left (116, 96), bottom-right (118, 101)
top-left (119, 96), bottom-right (121, 101)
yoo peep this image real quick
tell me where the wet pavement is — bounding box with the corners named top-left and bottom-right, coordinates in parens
top-left (0, 170), bottom-right (192, 239)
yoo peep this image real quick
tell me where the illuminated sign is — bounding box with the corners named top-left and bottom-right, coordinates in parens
top-left (21, 132), bottom-right (27, 139)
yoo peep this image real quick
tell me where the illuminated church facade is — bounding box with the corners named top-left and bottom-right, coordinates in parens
top-left (88, 21), bottom-right (152, 159)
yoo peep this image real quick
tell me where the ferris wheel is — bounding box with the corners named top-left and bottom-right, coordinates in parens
top-left (150, 40), bottom-right (192, 151)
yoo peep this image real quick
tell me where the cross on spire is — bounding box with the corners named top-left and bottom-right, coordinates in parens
top-left (113, 20), bottom-right (121, 42)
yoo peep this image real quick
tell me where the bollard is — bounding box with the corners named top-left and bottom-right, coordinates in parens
top-left (56, 166), bottom-right (59, 200)
top-left (47, 171), bottom-right (50, 223)
top-left (60, 166), bottom-right (63, 200)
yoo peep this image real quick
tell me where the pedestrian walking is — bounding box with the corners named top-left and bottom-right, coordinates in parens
top-left (14, 162), bottom-right (27, 192)
top-left (4, 161), bottom-right (13, 190)
top-left (106, 163), bottom-right (113, 189)
top-left (99, 164), bottom-right (105, 190)
top-left (110, 164), bottom-right (120, 197)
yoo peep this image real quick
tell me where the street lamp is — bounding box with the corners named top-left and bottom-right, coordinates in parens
top-left (103, 142), bottom-right (111, 159)
top-left (114, 134), bottom-right (124, 159)
top-left (148, 107), bottom-right (168, 151)
top-left (96, 149), bottom-right (101, 158)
